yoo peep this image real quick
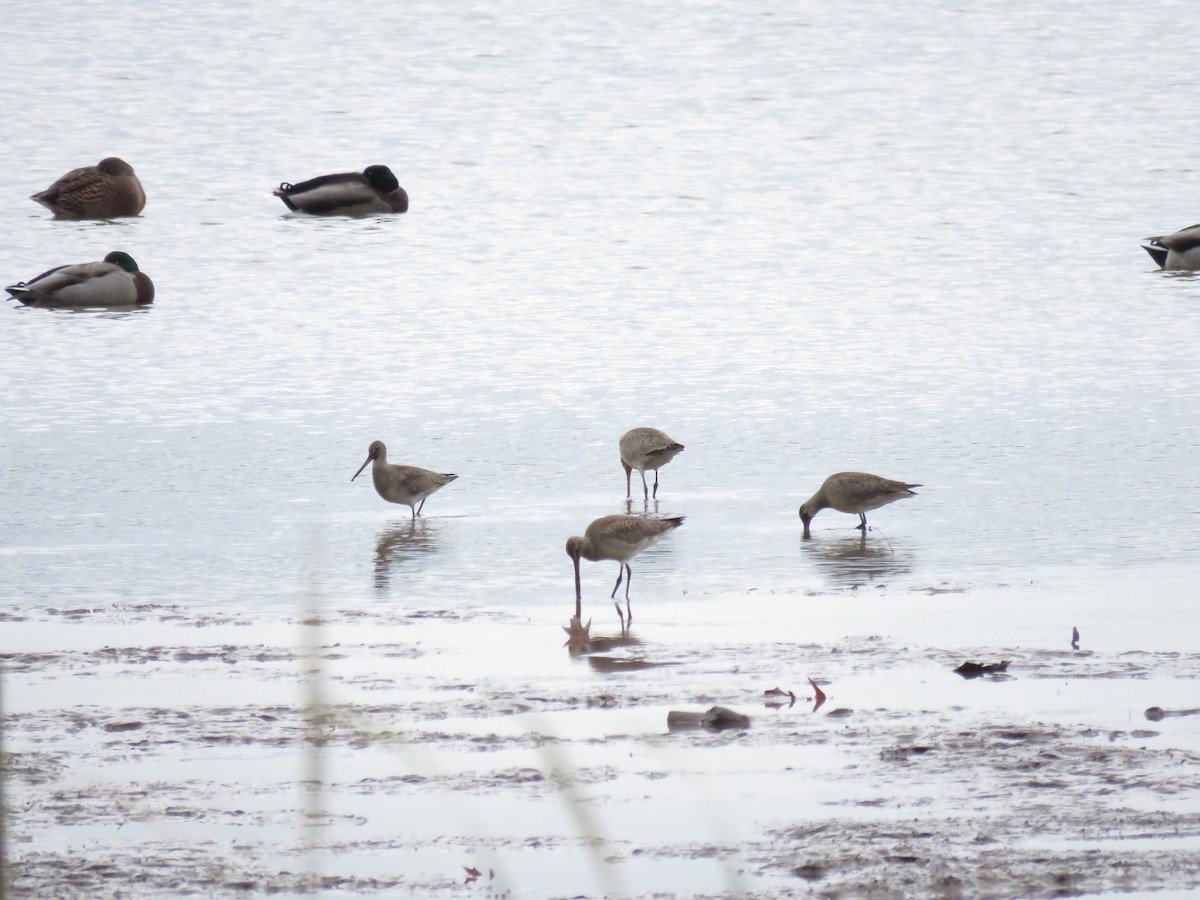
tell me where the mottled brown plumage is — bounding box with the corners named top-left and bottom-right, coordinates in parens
top-left (566, 514), bottom-right (684, 627)
top-left (799, 472), bottom-right (920, 537)
top-left (351, 440), bottom-right (457, 519)
top-left (30, 157), bottom-right (146, 219)
top-left (619, 427), bottom-right (685, 500)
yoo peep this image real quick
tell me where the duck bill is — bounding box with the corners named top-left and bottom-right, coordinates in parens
top-left (351, 455), bottom-right (372, 481)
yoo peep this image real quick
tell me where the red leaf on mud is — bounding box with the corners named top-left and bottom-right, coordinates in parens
top-left (809, 677), bottom-right (826, 712)
top-left (464, 865), bottom-right (482, 883)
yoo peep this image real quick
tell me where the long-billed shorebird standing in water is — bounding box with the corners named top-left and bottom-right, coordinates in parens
top-left (566, 514), bottom-right (684, 628)
top-left (799, 472), bottom-right (920, 538)
top-left (620, 427), bottom-right (684, 500)
top-left (352, 440), bottom-right (457, 519)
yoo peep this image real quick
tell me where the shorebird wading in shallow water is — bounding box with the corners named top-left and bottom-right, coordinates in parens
top-left (566, 514), bottom-right (684, 628)
top-left (799, 472), bottom-right (920, 538)
top-left (620, 427), bottom-right (684, 500)
top-left (1142, 224), bottom-right (1200, 271)
top-left (352, 440), bottom-right (457, 519)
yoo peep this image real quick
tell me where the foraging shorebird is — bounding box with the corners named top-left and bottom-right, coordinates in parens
top-left (5, 251), bottom-right (154, 307)
top-left (274, 165), bottom-right (408, 216)
top-left (619, 427), bottom-right (684, 500)
top-left (566, 514), bottom-right (684, 627)
top-left (1142, 224), bottom-right (1200, 270)
top-left (352, 440), bottom-right (457, 519)
top-left (30, 157), bottom-right (146, 219)
top-left (799, 472), bottom-right (920, 538)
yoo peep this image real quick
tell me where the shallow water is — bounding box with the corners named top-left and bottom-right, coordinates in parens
top-left (2, 0), bottom-right (1200, 896)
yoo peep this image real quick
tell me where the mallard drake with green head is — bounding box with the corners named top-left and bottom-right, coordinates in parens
top-left (6, 252), bottom-right (154, 307)
top-left (274, 165), bottom-right (408, 215)
top-left (30, 157), bottom-right (146, 219)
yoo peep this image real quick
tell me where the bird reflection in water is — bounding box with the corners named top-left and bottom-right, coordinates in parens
top-left (373, 520), bottom-right (441, 591)
top-left (623, 498), bottom-right (660, 516)
top-left (801, 531), bottom-right (914, 588)
top-left (563, 615), bottom-right (646, 663)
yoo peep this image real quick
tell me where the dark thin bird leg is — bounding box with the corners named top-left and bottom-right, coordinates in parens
top-left (652, 470), bottom-right (659, 498)
top-left (416, 498), bottom-right (426, 516)
top-left (624, 564), bottom-right (633, 625)
top-left (857, 512), bottom-right (867, 530)
top-left (610, 566), bottom-right (624, 599)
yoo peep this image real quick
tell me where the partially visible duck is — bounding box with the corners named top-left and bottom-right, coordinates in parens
top-left (274, 165), bottom-right (408, 215)
top-left (30, 157), bottom-right (146, 219)
top-left (1142, 224), bottom-right (1200, 270)
top-left (5, 252), bottom-right (154, 307)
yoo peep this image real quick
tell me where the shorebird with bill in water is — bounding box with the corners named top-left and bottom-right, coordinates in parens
top-left (799, 472), bottom-right (920, 538)
top-left (620, 427), bottom-right (684, 500)
top-left (566, 514), bottom-right (684, 628)
top-left (352, 440), bottom-right (457, 519)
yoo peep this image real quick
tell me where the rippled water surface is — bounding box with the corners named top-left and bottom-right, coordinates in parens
top-left (3, 0), bottom-right (1199, 895)
top-left (4, 0), bottom-right (1200, 615)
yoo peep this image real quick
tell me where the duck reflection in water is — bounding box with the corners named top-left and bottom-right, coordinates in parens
top-left (801, 531), bottom-right (914, 588)
top-left (373, 520), bottom-right (441, 591)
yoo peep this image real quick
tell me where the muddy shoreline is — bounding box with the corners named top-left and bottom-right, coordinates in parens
top-left (4, 600), bottom-right (1200, 898)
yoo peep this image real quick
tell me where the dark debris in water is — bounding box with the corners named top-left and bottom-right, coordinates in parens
top-left (955, 659), bottom-right (1011, 679)
top-left (666, 705), bottom-right (751, 732)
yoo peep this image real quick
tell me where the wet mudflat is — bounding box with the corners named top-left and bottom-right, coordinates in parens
top-left (6, 589), bottom-right (1199, 899)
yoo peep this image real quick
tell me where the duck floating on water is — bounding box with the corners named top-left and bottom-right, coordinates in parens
top-left (1142, 224), bottom-right (1200, 271)
top-left (30, 157), bottom-right (146, 219)
top-left (274, 165), bottom-right (408, 216)
top-left (6, 252), bottom-right (154, 307)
